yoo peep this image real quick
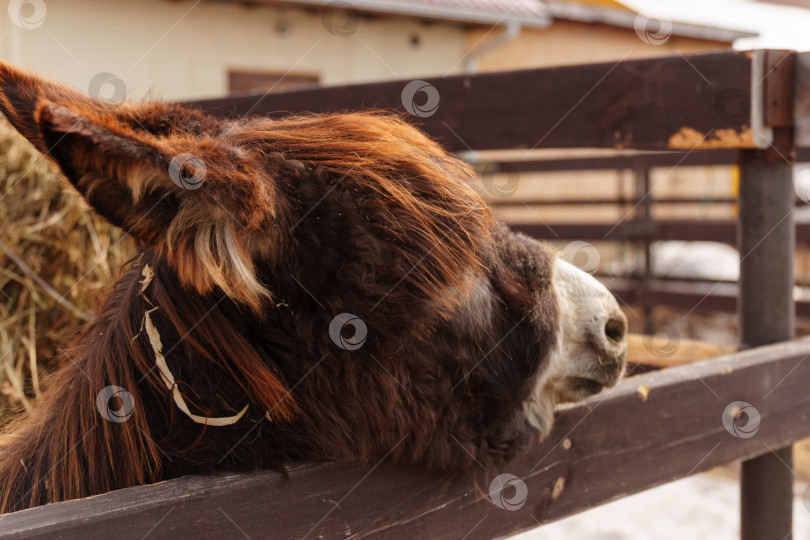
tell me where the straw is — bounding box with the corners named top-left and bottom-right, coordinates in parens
top-left (0, 117), bottom-right (133, 420)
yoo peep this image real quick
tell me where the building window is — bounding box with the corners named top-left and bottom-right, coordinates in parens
top-left (228, 70), bottom-right (320, 95)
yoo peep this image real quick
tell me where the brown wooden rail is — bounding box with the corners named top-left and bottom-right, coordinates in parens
top-left (190, 50), bottom-right (761, 152)
top-left (2, 338), bottom-right (809, 539)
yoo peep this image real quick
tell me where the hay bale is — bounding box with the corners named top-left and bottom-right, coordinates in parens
top-left (0, 117), bottom-right (133, 418)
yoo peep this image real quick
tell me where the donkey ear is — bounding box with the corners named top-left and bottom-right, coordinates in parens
top-left (35, 101), bottom-right (178, 245)
top-left (0, 61), bottom-right (103, 154)
top-left (0, 61), bottom-right (177, 242)
top-left (34, 102), bottom-right (273, 312)
top-left (0, 61), bottom-right (274, 311)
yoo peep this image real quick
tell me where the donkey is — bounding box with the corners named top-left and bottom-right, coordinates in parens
top-left (0, 62), bottom-right (627, 512)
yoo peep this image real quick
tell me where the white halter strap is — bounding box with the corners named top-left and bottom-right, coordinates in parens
top-left (139, 264), bottom-right (249, 427)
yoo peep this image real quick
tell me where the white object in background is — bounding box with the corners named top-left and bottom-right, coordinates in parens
top-left (652, 241), bottom-right (739, 282)
top-left (512, 473), bottom-right (810, 540)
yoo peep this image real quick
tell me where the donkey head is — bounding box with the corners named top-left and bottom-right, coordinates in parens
top-left (0, 63), bottom-right (626, 478)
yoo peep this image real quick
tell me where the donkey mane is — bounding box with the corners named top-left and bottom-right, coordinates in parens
top-left (225, 112), bottom-right (496, 313)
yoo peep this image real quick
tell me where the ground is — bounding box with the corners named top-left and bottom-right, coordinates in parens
top-left (515, 470), bottom-right (810, 540)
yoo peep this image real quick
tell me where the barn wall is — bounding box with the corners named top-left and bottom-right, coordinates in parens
top-left (468, 19), bottom-right (733, 71)
top-left (0, 0), bottom-right (468, 100)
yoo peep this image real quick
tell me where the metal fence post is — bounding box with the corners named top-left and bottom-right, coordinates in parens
top-left (738, 148), bottom-right (795, 540)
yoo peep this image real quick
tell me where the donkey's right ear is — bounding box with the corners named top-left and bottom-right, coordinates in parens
top-left (0, 62), bottom-right (176, 239)
top-left (0, 61), bottom-right (103, 154)
top-left (0, 63), bottom-right (217, 245)
top-left (33, 101), bottom-right (181, 245)
top-left (0, 62), bottom-right (192, 244)
top-left (0, 62), bottom-right (277, 310)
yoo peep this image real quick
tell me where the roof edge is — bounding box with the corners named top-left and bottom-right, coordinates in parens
top-left (542, 1), bottom-right (758, 43)
top-left (253, 0), bottom-right (553, 28)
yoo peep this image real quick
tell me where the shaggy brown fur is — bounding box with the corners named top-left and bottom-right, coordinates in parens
top-left (0, 62), bottom-right (561, 512)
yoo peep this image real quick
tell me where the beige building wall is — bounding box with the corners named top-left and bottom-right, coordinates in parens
top-left (0, 2), bottom-right (736, 100)
top-left (0, 0), bottom-right (468, 100)
top-left (469, 20), bottom-right (733, 71)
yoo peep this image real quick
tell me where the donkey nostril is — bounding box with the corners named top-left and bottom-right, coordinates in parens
top-left (604, 317), bottom-right (626, 343)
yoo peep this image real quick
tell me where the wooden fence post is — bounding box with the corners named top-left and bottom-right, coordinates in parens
top-left (738, 149), bottom-right (795, 540)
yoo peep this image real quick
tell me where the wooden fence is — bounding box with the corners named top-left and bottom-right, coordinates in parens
top-left (3, 338), bottom-right (810, 539)
top-left (1, 49), bottom-right (808, 539)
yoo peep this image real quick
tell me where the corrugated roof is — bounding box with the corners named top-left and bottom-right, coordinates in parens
top-left (411, 0), bottom-right (545, 17)
top-left (544, 1), bottom-right (757, 42)
top-left (267, 0), bottom-right (552, 27)
top-left (222, 0), bottom-right (757, 41)
top-left (557, 0), bottom-right (631, 8)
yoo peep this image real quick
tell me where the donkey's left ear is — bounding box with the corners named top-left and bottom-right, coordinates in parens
top-left (33, 101), bottom-right (274, 312)
top-left (0, 61), bottom-right (181, 242)
top-left (0, 61), bottom-right (102, 153)
top-left (35, 101), bottom-right (180, 244)
top-left (0, 61), bottom-right (276, 312)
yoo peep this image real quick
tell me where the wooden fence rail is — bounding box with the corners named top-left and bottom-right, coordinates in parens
top-left (2, 338), bottom-right (810, 539)
top-left (511, 220), bottom-right (810, 244)
top-left (191, 50), bottom-right (761, 152)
